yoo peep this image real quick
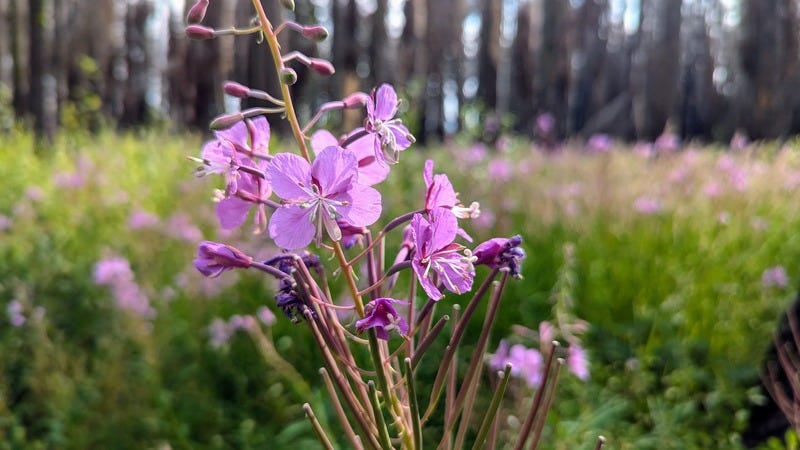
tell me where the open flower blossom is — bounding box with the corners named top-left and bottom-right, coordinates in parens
top-left (422, 160), bottom-right (480, 243)
top-left (194, 117), bottom-right (271, 194)
top-left (194, 241), bottom-right (254, 278)
top-left (411, 207), bottom-right (475, 300)
top-left (265, 147), bottom-right (382, 250)
top-left (473, 235), bottom-right (526, 278)
top-left (355, 297), bottom-right (409, 340)
top-left (311, 129), bottom-right (389, 186)
top-left (489, 340), bottom-right (544, 387)
top-left (357, 83), bottom-right (414, 165)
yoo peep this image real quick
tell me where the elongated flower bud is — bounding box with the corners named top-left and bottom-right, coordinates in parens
top-left (308, 58), bottom-right (335, 77)
top-left (185, 24), bottom-right (215, 40)
top-left (209, 112), bottom-right (244, 130)
top-left (194, 241), bottom-right (253, 278)
top-left (223, 81), bottom-right (251, 99)
top-left (342, 92), bottom-right (368, 109)
top-left (301, 25), bottom-right (329, 42)
top-left (280, 0), bottom-right (295, 11)
top-left (186, 0), bottom-right (209, 24)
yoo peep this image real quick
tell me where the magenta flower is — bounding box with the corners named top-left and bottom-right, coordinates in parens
top-left (567, 343), bottom-right (590, 380)
top-left (310, 129), bottom-right (389, 186)
top-left (215, 159), bottom-right (272, 231)
top-left (195, 117), bottom-right (271, 194)
top-left (423, 160), bottom-right (479, 241)
top-left (358, 84), bottom-right (414, 165)
top-left (489, 340), bottom-right (544, 387)
top-left (355, 298), bottom-right (409, 340)
top-left (762, 265), bottom-right (789, 289)
top-left (265, 147), bottom-right (381, 250)
top-left (411, 207), bottom-right (475, 300)
top-left (194, 241), bottom-right (254, 278)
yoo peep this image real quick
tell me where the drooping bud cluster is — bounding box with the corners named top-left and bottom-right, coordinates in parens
top-left (473, 235), bottom-right (525, 278)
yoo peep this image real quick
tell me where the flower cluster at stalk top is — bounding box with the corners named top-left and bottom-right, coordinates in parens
top-left (192, 82), bottom-right (529, 338)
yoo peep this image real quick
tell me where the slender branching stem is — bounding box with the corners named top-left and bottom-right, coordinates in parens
top-left (367, 381), bottom-right (394, 450)
top-left (251, 0), bottom-right (310, 162)
top-left (410, 314), bottom-right (449, 369)
top-left (514, 341), bottom-right (560, 450)
top-left (528, 359), bottom-right (563, 450)
top-left (404, 358), bottom-right (422, 450)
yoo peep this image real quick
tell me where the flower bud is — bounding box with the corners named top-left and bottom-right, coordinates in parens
top-left (209, 112), bottom-right (244, 130)
top-left (308, 58), bottom-right (335, 77)
top-left (301, 25), bottom-right (329, 42)
top-left (185, 24), bottom-right (216, 40)
top-left (186, 0), bottom-right (209, 24)
top-left (223, 81), bottom-right (251, 99)
top-left (280, 67), bottom-right (298, 85)
top-left (194, 241), bottom-right (253, 278)
top-left (342, 92), bottom-right (369, 109)
top-left (280, 0), bottom-right (295, 11)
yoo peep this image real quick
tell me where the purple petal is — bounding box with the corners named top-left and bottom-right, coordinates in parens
top-left (268, 206), bottom-right (316, 250)
top-left (214, 120), bottom-right (249, 152)
top-left (248, 116), bottom-right (271, 154)
top-left (423, 160), bottom-right (434, 188)
top-left (216, 197), bottom-right (252, 230)
top-left (311, 146), bottom-right (358, 196)
top-left (388, 122), bottom-right (413, 150)
top-left (434, 252), bottom-right (474, 295)
top-left (410, 213), bottom-right (432, 255)
top-left (412, 259), bottom-right (444, 300)
top-left (347, 132), bottom-right (390, 186)
top-left (425, 173), bottom-right (459, 211)
top-left (310, 129), bottom-right (339, 154)
top-left (428, 207), bottom-right (458, 251)
top-left (373, 84), bottom-right (399, 121)
top-left (340, 184), bottom-right (382, 227)
top-left (266, 153), bottom-right (312, 200)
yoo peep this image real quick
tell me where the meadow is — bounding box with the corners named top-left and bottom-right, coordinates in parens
top-left (1, 128), bottom-right (799, 449)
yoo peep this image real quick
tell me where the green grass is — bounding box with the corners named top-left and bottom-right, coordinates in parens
top-left (1, 129), bottom-right (799, 449)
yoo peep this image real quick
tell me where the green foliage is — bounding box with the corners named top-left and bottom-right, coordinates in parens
top-left (1, 129), bottom-right (799, 448)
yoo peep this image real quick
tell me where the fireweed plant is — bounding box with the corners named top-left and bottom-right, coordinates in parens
top-left (184, 1), bottom-right (602, 449)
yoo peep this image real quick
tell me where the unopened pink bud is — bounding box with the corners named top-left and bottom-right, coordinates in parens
top-left (301, 25), bottom-right (329, 42)
top-left (185, 24), bottom-right (216, 40)
top-left (280, 68), bottom-right (298, 85)
top-left (186, 0), bottom-right (209, 24)
top-left (308, 58), bottom-right (335, 77)
top-left (209, 112), bottom-right (244, 130)
top-left (342, 92), bottom-right (369, 109)
top-left (224, 81), bottom-right (251, 99)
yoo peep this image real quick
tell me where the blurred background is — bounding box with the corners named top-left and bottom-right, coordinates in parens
top-left (3, 0), bottom-right (799, 143)
top-left (5, 1), bottom-right (800, 449)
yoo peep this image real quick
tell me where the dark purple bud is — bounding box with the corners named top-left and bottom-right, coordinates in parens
top-left (224, 81), bottom-right (251, 99)
top-left (186, 0), bottom-right (209, 24)
top-left (342, 92), bottom-right (369, 109)
top-left (280, 67), bottom-right (298, 85)
top-left (308, 58), bottom-right (335, 77)
top-left (473, 235), bottom-right (525, 278)
top-left (301, 25), bottom-right (329, 42)
top-left (209, 112), bottom-right (244, 130)
top-left (194, 241), bottom-right (253, 278)
top-left (185, 24), bottom-right (216, 40)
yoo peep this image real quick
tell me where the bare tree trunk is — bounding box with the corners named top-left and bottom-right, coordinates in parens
top-left (739, 0), bottom-right (799, 139)
top-left (120, 1), bottom-right (153, 126)
top-left (368, 0), bottom-right (390, 85)
top-left (535, 0), bottom-right (571, 138)
top-left (678, 4), bottom-right (720, 141)
top-left (568, 0), bottom-right (608, 135)
top-left (509, 2), bottom-right (536, 135)
top-left (477, 0), bottom-right (500, 112)
top-left (28, 0), bottom-right (57, 142)
top-left (10, 0), bottom-right (29, 118)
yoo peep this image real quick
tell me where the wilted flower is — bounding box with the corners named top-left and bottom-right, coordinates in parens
top-left (473, 235), bottom-right (525, 278)
top-left (355, 298), bottom-right (409, 340)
